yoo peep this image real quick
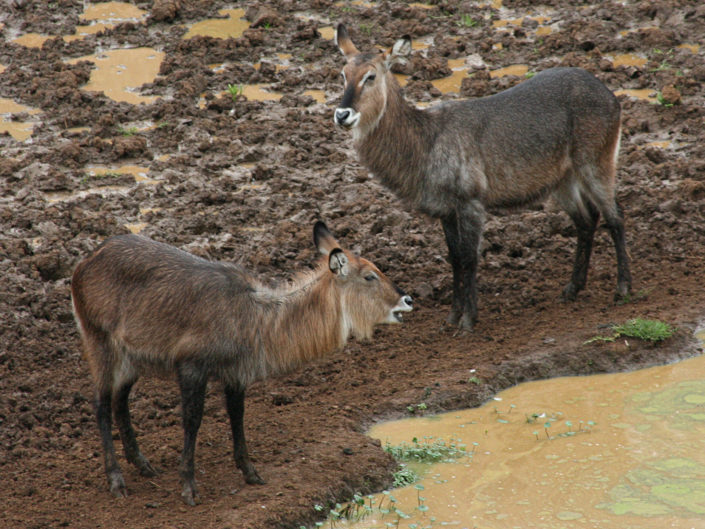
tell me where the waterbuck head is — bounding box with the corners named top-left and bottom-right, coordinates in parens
top-left (313, 221), bottom-right (412, 340)
top-left (334, 23), bottom-right (411, 138)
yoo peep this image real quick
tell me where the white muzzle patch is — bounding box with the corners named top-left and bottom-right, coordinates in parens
top-left (334, 107), bottom-right (360, 128)
top-left (387, 295), bottom-right (413, 323)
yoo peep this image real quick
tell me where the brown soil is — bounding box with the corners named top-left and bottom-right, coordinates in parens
top-left (2, 1), bottom-right (705, 528)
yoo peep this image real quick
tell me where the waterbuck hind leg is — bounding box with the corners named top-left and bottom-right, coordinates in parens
top-left (177, 366), bottom-right (208, 506)
top-left (224, 385), bottom-right (265, 485)
top-left (113, 381), bottom-right (157, 477)
top-left (562, 201), bottom-right (600, 301)
top-left (453, 204), bottom-right (485, 331)
top-left (606, 201), bottom-right (632, 300)
top-left (441, 218), bottom-right (464, 327)
top-left (95, 391), bottom-right (128, 498)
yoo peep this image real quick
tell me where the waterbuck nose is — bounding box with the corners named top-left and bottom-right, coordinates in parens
top-left (402, 295), bottom-right (413, 307)
top-left (335, 108), bottom-right (350, 125)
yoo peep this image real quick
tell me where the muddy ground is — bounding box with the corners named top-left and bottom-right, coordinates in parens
top-left (1, 1), bottom-right (705, 528)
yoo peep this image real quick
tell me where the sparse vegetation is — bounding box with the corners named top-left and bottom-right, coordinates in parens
top-left (392, 465), bottom-right (418, 487)
top-left (585, 318), bottom-right (675, 344)
top-left (117, 125), bottom-right (138, 136)
top-left (384, 436), bottom-right (467, 463)
top-left (227, 83), bottom-right (244, 101)
top-left (458, 14), bottom-right (478, 27)
top-left (656, 90), bottom-right (675, 107)
top-left (406, 402), bottom-right (427, 414)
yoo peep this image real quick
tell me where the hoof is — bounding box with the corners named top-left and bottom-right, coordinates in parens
top-left (561, 283), bottom-right (578, 302)
top-left (457, 313), bottom-right (475, 333)
top-left (616, 281), bottom-right (631, 300)
top-left (245, 470), bottom-right (266, 485)
top-left (136, 455), bottom-right (158, 477)
top-left (181, 482), bottom-right (200, 506)
top-left (108, 471), bottom-right (128, 499)
top-left (445, 309), bottom-right (461, 327)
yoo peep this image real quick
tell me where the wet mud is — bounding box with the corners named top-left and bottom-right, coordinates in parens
top-left (1, 1), bottom-right (705, 528)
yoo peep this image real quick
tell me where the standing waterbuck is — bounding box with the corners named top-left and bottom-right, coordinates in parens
top-left (71, 222), bottom-right (412, 505)
top-left (333, 24), bottom-right (631, 331)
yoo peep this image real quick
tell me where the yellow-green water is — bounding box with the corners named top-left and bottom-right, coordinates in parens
top-left (324, 349), bottom-right (705, 529)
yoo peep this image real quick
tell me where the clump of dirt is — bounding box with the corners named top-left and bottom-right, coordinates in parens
top-left (1, 1), bottom-right (704, 528)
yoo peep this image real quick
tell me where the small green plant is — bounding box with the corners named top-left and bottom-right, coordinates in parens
top-left (392, 465), bottom-right (418, 487)
top-left (81, 170), bottom-right (121, 185)
top-left (227, 83), bottom-right (244, 101)
top-left (468, 376), bottom-right (482, 385)
top-left (525, 71), bottom-right (536, 79)
top-left (384, 436), bottom-right (467, 463)
top-left (585, 318), bottom-right (675, 344)
top-left (617, 288), bottom-right (650, 305)
top-left (117, 125), bottom-right (138, 136)
top-left (359, 23), bottom-right (372, 35)
top-left (458, 14), bottom-right (478, 27)
top-left (406, 402), bottom-right (427, 414)
top-left (656, 91), bottom-right (674, 108)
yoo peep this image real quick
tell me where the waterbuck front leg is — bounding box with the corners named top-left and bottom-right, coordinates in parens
top-left (177, 365), bottom-right (208, 506)
top-left (113, 380), bottom-right (158, 478)
top-left (442, 203), bottom-right (485, 331)
top-left (224, 384), bottom-right (265, 485)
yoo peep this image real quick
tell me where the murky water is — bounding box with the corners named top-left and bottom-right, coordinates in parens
top-left (490, 64), bottom-right (529, 78)
top-left (66, 48), bottom-right (164, 104)
top-left (610, 53), bottom-right (648, 68)
top-left (182, 8), bottom-right (250, 40)
top-left (324, 349), bottom-right (705, 529)
top-left (0, 97), bottom-right (41, 141)
top-left (66, 2), bottom-right (147, 43)
top-left (615, 88), bottom-right (659, 104)
top-left (11, 33), bottom-right (51, 48)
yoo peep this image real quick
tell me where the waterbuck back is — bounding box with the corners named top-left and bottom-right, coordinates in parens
top-left (333, 23), bottom-right (631, 331)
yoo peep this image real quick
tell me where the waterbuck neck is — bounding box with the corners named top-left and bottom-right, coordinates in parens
top-left (256, 272), bottom-right (344, 376)
top-left (356, 75), bottom-right (435, 205)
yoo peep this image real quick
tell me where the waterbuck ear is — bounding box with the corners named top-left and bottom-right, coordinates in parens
top-left (328, 248), bottom-right (349, 277)
top-left (386, 35), bottom-right (411, 68)
top-left (314, 221), bottom-right (342, 255)
top-left (335, 23), bottom-right (359, 57)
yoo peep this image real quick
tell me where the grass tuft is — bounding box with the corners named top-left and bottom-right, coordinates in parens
top-left (585, 318), bottom-right (675, 344)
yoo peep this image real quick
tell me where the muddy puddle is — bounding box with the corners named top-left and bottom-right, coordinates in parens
top-left (323, 337), bottom-right (705, 529)
top-left (66, 47), bottom-right (164, 104)
top-left (0, 97), bottom-right (41, 141)
top-left (182, 8), bottom-right (249, 40)
top-left (8, 2), bottom-right (148, 45)
top-left (43, 164), bottom-right (158, 204)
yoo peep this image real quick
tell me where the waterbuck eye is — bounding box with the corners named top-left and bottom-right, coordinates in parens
top-left (364, 273), bottom-right (378, 282)
top-left (365, 73), bottom-right (376, 83)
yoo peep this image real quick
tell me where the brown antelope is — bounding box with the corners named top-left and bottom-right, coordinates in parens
top-left (333, 24), bottom-right (631, 331)
top-left (71, 222), bottom-right (412, 505)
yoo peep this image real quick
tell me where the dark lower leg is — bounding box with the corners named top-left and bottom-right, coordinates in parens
top-left (458, 243), bottom-right (479, 331)
top-left (456, 209), bottom-right (483, 331)
top-left (113, 381), bottom-right (156, 477)
top-left (563, 204), bottom-right (599, 301)
top-left (224, 385), bottom-right (264, 485)
top-left (96, 391), bottom-right (127, 497)
top-left (178, 370), bottom-right (207, 506)
top-left (606, 202), bottom-right (632, 298)
top-left (442, 217), bottom-right (464, 326)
